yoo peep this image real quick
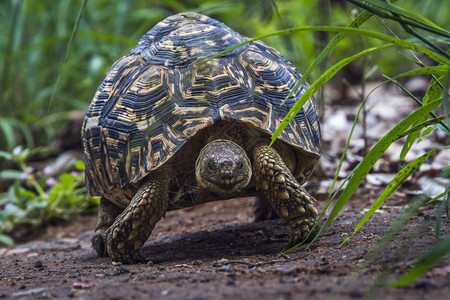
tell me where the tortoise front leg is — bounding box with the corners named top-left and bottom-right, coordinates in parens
top-left (252, 144), bottom-right (318, 247)
top-left (106, 168), bottom-right (173, 264)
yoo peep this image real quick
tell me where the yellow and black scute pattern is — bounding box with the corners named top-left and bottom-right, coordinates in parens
top-left (82, 12), bottom-right (321, 203)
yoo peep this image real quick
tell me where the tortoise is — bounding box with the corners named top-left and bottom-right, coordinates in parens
top-left (82, 12), bottom-right (321, 264)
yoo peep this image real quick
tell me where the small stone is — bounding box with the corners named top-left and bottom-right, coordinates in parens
top-left (217, 265), bottom-right (234, 273)
top-left (105, 265), bottom-right (130, 276)
top-left (72, 282), bottom-right (90, 289)
top-left (33, 260), bottom-right (44, 268)
top-left (213, 258), bottom-right (230, 267)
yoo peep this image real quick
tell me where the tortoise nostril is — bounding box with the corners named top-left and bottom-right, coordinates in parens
top-left (218, 158), bottom-right (233, 169)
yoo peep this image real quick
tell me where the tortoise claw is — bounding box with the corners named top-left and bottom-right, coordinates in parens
top-left (287, 217), bottom-right (318, 248)
top-left (108, 247), bottom-right (148, 264)
top-left (92, 232), bottom-right (108, 257)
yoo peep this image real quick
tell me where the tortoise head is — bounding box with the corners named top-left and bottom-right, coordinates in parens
top-left (195, 139), bottom-right (252, 195)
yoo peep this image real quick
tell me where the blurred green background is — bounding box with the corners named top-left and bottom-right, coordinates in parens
top-left (0, 0), bottom-right (447, 151)
top-left (0, 0), bottom-right (448, 250)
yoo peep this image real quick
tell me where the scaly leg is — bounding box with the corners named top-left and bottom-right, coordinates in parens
top-left (105, 168), bottom-right (173, 263)
top-left (252, 144), bottom-right (318, 246)
top-left (252, 196), bottom-right (278, 221)
top-left (92, 198), bottom-right (123, 257)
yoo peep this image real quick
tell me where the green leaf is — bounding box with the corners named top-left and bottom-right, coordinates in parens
top-left (0, 234), bottom-right (14, 246)
top-left (389, 237), bottom-right (450, 287)
top-left (0, 169), bottom-right (24, 180)
top-left (417, 127), bottom-right (434, 143)
top-left (59, 173), bottom-right (76, 188)
top-left (308, 99), bottom-right (443, 246)
top-left (27, 198), bottom-right (48, 209)
top-left (75, 160), bottom-right (85, 171)
top-left (0, 150), bottom-right (13, 160)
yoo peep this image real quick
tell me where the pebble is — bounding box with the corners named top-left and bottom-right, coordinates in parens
top-left (105, 265), bottom-right (130, 276)
top-left (11, 288), bottom-right (46, 298)
top-left (72, 282), bottom-right (90, 289)
top-left (212, 258), bottom-right (229, 267)
top-left (33, 260), bottom-right (44, 268)
top-left (217, 265), bottom-right (234, 273)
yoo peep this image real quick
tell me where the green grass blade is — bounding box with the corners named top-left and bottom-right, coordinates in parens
top-left (308, 99), bottom-right (443, 245)
top-left (281, 8), bottom-right (376, 104)
top-left (0, 169), bottom-right (24, 180)
top-left (269, 43), bottom-right (392, 147)
top-left (363, 194), bottom-right (429, 267)
top-left (400, 73), bottom-right (446, 160)
top-left (48, 0), bottom-right (88, 111)
top-left (341, 148), bottom-right (439, 246)
top-left (358, 0), bottom-right (447, 32)
top-left (0, 118), bottom-right (15, 150)
top-left (205, 26), bottom-right (448, 65)
top-left (389, 237), bottom-right (450, 287)
top-left (443, 67), bottom-right (450, 130)
top-left (329, 88), bottom-right (374, 196)
top-left (383, 74), bottom-right (450, 133)
top-left (285, 162), bottom-right (362, 253)
top-left (399, 117), bottom-right (446, 138)
top-left (393, 65), bottom-right (447, 78)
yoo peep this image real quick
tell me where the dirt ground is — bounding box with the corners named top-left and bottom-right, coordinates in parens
top-left (1, 187), bottom-right (449, 300)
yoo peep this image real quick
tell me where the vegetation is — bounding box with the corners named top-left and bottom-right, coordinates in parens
top-left (0, 146), bottom-right (99, 246)
top-left (0, 0), bottom-right (448, 289)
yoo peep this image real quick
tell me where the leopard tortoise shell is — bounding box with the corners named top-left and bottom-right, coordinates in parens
top-left (82, 12), bottom-right (321, 263)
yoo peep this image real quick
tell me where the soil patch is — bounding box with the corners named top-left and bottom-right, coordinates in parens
top-left (1, 192), bottom-right (449, 299)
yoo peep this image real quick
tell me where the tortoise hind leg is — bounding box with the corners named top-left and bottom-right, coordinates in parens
top-left (252, 144), bottom-right (318, 246)
top-left (92, 198), bottom-right (123, 257)
top-left (252, 196), bottom-right (278, 221)
top-left (106, 168), bottom-right (173, 264)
